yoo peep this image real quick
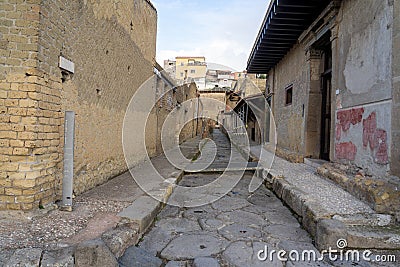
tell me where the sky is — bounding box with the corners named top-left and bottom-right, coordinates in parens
top-left (152, 0), bottom-right (270, 72)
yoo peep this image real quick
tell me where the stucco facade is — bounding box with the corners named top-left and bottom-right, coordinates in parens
top-left (0, 0), bottom-right (182, 210)
top-left (258, 0), bottom-right (398, 177)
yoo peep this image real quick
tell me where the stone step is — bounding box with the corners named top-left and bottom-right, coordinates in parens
top-left (304, 158), bottom-right (329, 168)
top-left (316, 219), bottom-right (400, 250)
top-left (184, 162), bottom-right (260, 173)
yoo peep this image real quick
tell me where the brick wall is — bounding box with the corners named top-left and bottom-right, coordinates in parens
top-left (0, 0), bottom-right (158, 210)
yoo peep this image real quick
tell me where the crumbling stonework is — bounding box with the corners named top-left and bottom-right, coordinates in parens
top-left (0, 0), bottom-right (159, 210)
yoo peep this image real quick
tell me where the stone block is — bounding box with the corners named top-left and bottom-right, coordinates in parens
top-left (102, 226), bottom-right (139, 258)
top-left (40, 247), bottom-right (74, 267)
top-left (301, 200), bottom-right (332, 238)
top-left (118, 195), bottom-right (161, 232)
top-left (74, 239), bottom-right (118, 267)
top-left (315, 219), bottom-right (347, 250)
top-left (119, 246), bottom-right (162, 267)
top-left (193, 257), bottom-right (220, 267)
top-left (5, 248), bottom-right (42, 267)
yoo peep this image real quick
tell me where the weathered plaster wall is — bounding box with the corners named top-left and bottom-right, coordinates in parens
top-left (267, 43), bottom-right (308, 159)
top-left (44, 0), bottom-right (157, 195)
top-left (335, 0), bottom-right (393, 176)
top-left (0, 0), bottom-right (158, 209)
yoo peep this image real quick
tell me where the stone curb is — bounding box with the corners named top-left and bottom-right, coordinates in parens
top-left (262, 166), bottom-right (400, 251)
top-left (317, 164), bottom-right (400, 216)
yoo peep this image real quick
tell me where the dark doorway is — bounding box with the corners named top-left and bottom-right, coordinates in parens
top-left (320, 45), bottom-right (332, 160)
top-left (251, 128), bottom-right (256, 142)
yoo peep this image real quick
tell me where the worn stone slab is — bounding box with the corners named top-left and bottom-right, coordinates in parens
top-left (211, 196), bottom-right (250, 211)
top-left (40, 247), bottom-right (74, 267)
top-left (165, 261), bottom-right (188, 267)
top-left (263, 225), bottom-right (312, 243)
top-left (118, 195), bottom-right (161, 232)
top-left (0, 249), bottom-right (15, 267)
top-left (193, 257), bottom-right (220, 267)
top-left (6, 248), bottom-right (42, 267)
top-left (216, 210), bottom-right (268, 229)
top-left (286, 261), bottom-right (332, 267)
top-left (218, 223), bottom-right (262, 241)
top-left (75, 239), bottom-right (118, 267)
top-left (315, 219), bottom-right (347, 250)
top-left (346, 224), bottom-right (400, 250)
top-left (332, 213), bottom-right (393, 227)
top-left (222, 241), bottom-right (283, 267)
top-left (160, 234), bottom-right (226, 261)
top-left (119, 246), bottom-right (162, 267)
top-left (157, 205), bottom-right (180, 219)
top-left (102, 226), bottom-right (139, 258)
top-left (155, 217), bottom-right (201, 234)
top-left (139, 227), bottom-right (176, 256)
top-left (264, 211), bottom-right (300, 227)
top-left (198, 218), bottom-right (226, 231)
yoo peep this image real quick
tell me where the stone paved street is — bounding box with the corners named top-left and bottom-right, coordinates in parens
top-left (137, 172), bottom-right (320, 266)
top-left (132, 130), bottom-right (323, 266)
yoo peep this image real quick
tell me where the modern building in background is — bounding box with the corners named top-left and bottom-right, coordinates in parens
top-left (163, 57), bottom-right (243, 90)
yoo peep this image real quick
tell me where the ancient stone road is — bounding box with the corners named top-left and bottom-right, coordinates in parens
top-left (124, 130), bottom-right (329, 267)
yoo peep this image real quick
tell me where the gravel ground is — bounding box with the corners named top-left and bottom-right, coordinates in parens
top-left (0, 170), bottom-right (145, 251)
top-left (0, 194), bottom-right (131, 250)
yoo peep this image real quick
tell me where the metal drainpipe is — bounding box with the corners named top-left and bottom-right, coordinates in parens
top-left (61, 111), bottom-right (75, 211)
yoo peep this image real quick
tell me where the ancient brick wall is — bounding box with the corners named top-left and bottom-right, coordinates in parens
top-left (0, 0), bottom-right (157, 209)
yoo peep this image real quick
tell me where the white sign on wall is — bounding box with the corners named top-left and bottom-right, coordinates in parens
top-left (59, 56), bottom-right (75, 73)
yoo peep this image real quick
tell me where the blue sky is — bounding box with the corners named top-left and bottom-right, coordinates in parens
top-left (152, 0), bottom-right (270, 71)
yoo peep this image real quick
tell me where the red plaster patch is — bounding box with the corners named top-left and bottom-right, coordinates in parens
top-left (335, 123), bottom-right (342, 141)
top-left (335, 142), bottom-right (357, 161)
top-left (362, 112), bottom-right (377, 149)
top-left (337, 107), bottom-right (364, 132)
top-left (374, 129), bottom-right (388, 164)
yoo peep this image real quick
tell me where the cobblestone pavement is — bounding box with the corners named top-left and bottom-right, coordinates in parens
top-left (135, 130), bottom-right (326, 266)
top-left (138, 172), bottom-right (322, 266)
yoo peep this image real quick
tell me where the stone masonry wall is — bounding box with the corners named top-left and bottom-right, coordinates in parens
top-left (0, 0), bottom-right (58, 210)
top-left (0, 0), bottom-right (158, 209)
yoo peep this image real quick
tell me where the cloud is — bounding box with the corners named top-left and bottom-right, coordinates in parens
top-left (153, 0), bottom-right (269, 71)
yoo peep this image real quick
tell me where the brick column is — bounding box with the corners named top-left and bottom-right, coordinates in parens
top-left (0, 0), bottom-right (62, 210)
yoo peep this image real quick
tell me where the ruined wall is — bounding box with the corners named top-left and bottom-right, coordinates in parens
top-left (199, 92), bottom-right (226, 122)
top-left (267, 43), bottom-right (308, 160)
top-left (0, 0), bottom-right (157, 209)
top-left (334, 0), bottom-right (393, 176)
top-left (147, 78), bottom-right (202, 156)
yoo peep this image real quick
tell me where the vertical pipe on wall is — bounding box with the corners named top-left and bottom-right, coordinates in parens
top-left (61, 111), bottom-right (75, 211)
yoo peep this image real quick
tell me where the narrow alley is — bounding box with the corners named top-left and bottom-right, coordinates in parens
top-left (1, 0), bottom-right (400, 266)
top-left (131, 132), bottom-right (316, 267)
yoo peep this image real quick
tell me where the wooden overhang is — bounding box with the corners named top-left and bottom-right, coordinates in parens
top-left (247, 0), bottom-right (331, 74)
